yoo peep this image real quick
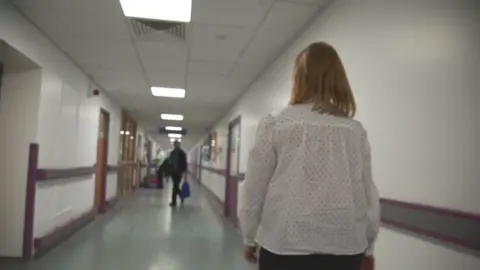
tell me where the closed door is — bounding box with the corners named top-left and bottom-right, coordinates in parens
top-left (225, 121), bottom-right (241, 222)
top-left (94, 109), bottom-right (109, 213)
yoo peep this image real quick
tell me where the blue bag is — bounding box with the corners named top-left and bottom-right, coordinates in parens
top-left (180, 181), bottom-right (190, 199)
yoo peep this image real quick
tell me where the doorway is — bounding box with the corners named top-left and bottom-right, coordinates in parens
top-left (224, 117), bottom-right (241, 223)
top-left (94, 108), bottom-right (110, 214)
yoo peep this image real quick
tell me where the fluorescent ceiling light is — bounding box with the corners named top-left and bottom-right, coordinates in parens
top-left (119, 0), bottom-right (192, 23)
top-left (161, 114), bottom-right (184, 121)
top-left (168, 133), bottom-right (182, 139)
top-left (165, 126), bottom-right (182, 131)
top-left (151, 87), bottom-right (185, 98)
top-left (170, 138), bottom-right (182, 142)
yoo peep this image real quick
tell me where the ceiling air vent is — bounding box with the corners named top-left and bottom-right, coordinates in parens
top-left (130, 19), bottom-right (187, 41)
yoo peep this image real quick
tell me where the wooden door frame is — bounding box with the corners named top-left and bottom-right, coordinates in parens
top-left (224, 116), bottom-right (241, 221)
top-left (198, 146), bottom-right (202, 184)
top-left (95, 108), bottom-right (110, 214)
top-left (119, 110), bottom-right (138, 195)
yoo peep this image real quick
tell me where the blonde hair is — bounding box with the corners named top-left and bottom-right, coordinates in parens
top-left (290, 42), bottom-right (356, 118)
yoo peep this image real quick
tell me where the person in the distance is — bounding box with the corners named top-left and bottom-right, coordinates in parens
top-left (168, 140), bottom-right (187, 207)
top-left (239, 42), bottom-right (380, 270)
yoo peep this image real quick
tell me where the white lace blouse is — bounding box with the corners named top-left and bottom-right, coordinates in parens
top-left (239, 104), bottom-right (380, 256)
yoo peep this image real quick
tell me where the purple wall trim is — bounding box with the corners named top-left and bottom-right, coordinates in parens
top-left (107, 165), bottom-right (119, 172)
top-left (200, 164), bottom-right (480, 254)
top-left (201, 166), bottom-right (246, 181)
top-left (36, 166), bottom-right (96, 181)
top-left (380, 198), bottom-right (480, 221)
top-left (36, 164), bottom-right (119, 181)
top-left (23, 143), bottom-right (39, 259)
top-left (201, 166), bottom-right (226, 176)
top-left (382, 218), bottom-right (479, 252)
top-left (33, 210), bottom-right (95, 259)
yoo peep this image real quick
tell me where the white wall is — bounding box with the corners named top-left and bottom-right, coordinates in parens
top-left (201, 169), bottom-right (226, 202)
top-left (207, 0), bottom-right (480, 268)
top-left (33, 176), bottom-right (95, 239)
top-left (0, 47), bottom-right (42, 256)
top-left (376, 229), bottom-right (480, 270)
top-left (0, 1), bottom-right (123, 256)
top-left (200, 129), bottom-right (228, 201)
top-left (105, 172), bottom-right (118, 201)
top-left (33, 71), bottom-right (121, 240)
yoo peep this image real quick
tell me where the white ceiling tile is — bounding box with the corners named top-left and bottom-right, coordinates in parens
top-left (192, 0), bottom-right (273, 27)
top-left (228, 27), bottom-right (296, 90)
top-left (262, 1), bottom-right (318, 32)
top-left (13, 0), bottom-right (52, 10)
top-left (187, 74), bottom-right (229, 92)
top-left (16, 7), bottom-right (72, 39)
top-left (283, 0), bottom-right (330, 6)
top-left (136, 41), bottom-right (187, 60)
top-left (58, 10), bottom-right (130, 39)
top-left (57, 38), bottom-right (134, 54)
top-left (102, 67), bottom-right (144, 81)
top-left (80, 63), bottom-right (107, 77)
top-left (188, 61), bottom-right (234, 76)
top-left (143, 57), bottom-right (187, 88)
top-left (49, 0), bottom-right (123, 14)
top-left (147, 71), bottom-right (186, 89)
top-left (190, 24), bottom-right (254, 62)
top-left (142, 58), bottom-right (187, 74)
top-left (108, 75), bottom-right (149, 91)
top-left (74, 51), bottom-right (135, 66)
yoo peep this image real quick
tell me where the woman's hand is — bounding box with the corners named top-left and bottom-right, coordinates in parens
top-left (243, 245), bottom-right (258, 263)
top-left (360, 255), bottom-right (375, 270)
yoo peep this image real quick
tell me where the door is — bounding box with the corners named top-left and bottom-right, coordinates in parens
top-left (224, 117), bottom-right (241, 223)
top-left (94, 109), bottom-right (110, 213)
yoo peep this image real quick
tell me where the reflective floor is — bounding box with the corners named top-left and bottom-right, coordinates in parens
top-left (2, 183), bottom-right (254, 270)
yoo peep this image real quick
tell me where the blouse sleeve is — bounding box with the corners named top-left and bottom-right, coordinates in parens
top-left (362, 132), bottom-right (381, 256)
top-left (239, 115), bottom-right (276, 246)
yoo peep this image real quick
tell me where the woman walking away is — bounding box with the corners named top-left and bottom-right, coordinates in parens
top-left (239, 42), bottom-right (380, 270)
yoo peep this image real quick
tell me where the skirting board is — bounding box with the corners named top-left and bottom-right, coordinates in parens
top-left (33, 210), bottom-right (95, 259)
top-left (199, 184), bottom-right (225, 221)
top-left (105, 197), bottom-right (119, 211)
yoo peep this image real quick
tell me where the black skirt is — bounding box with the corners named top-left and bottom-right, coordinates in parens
top-left (259, 248), bottom-right (364, 270)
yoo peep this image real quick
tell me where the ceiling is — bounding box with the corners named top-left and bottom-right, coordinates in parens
top-left (11, 0), bottom-right (331, 150)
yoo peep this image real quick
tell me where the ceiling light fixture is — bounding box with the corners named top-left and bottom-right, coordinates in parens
top-left (170, 138), bottom-right (182, 142)
top-left (168, 133), bottom-right (182, 139)
top-left (151, 87), bottom-right (185, 98)
top-left (165, 126), bottom-right (182, 131)
top-left (161, 114), bottom-right (184, 121)
top-left (119, 0), bottom-right (192, 22)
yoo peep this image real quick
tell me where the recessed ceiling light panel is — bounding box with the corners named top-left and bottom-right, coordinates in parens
top-left (165, 126), bottom-right (183, 131)
top-left (119, 0), bottom-right (192, 22)
top-left (151, 87), bottom-right (185, 98)
top-left (168, 133), bottom-right (182, 138)
top-left (161, 114), bottom-right (184, 121)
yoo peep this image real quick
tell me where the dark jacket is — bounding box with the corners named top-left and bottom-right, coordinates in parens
top-left (168, 148), bottom-right (187, 175)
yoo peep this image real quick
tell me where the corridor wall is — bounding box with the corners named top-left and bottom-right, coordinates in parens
top-left (205, 0), bottom-right (480, 269)
top-left (201, 129), bottom-right (228, 202)
top-left (33, 71), bottom-right (121, 243)
top-left (0, 45), bottom-right (42, 257)
top-left (0, 2), bottom-right (122, 257)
